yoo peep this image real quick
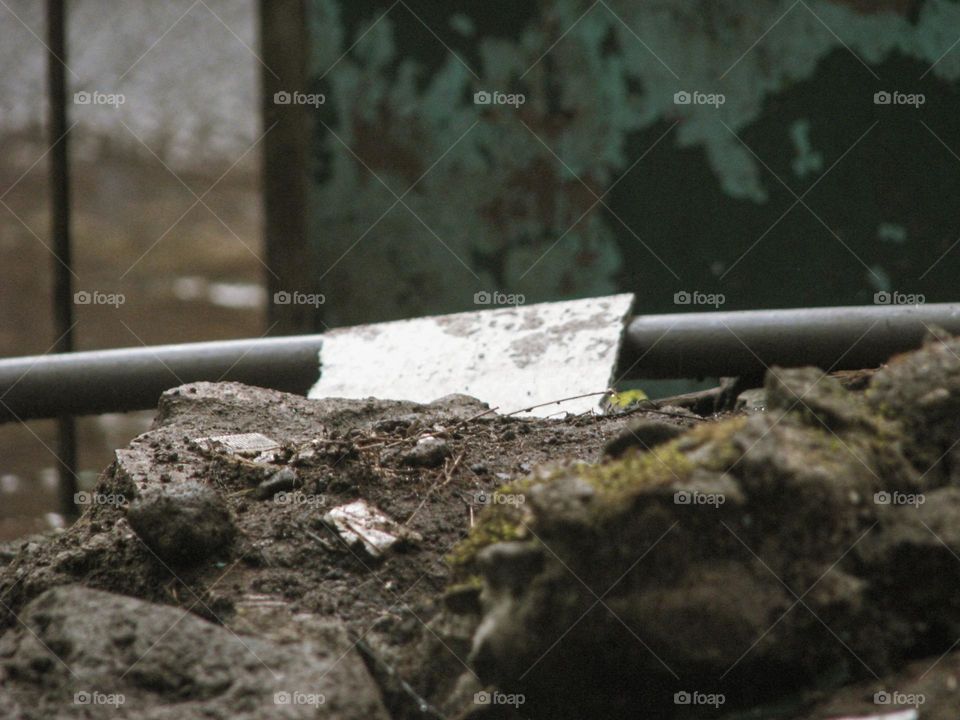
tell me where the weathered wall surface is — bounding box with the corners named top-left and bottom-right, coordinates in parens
top-left (4, 0), bottom-right (959, 328)
top-left (306, 0), bottom-right (960, 326)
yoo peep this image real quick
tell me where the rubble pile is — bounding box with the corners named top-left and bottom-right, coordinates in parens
top-left (2, 334), bottom-right (960, 718)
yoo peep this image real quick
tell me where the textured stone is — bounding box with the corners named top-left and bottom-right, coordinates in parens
top-left (127, 480), bottom-right (235, 566)
top-left (0, 585), bottom-right (389, 720)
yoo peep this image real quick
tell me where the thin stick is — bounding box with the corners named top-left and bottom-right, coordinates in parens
top-left (504, 390), bottom-right (613, 417)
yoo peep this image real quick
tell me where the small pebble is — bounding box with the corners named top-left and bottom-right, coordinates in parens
top-left (254, 467), bottom-right (297, 500)
top-left (604, 420), bottom-right (686, 459)
top-left (401, 437), bottom-right (452, 468)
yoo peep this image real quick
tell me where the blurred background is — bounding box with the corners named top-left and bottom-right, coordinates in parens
top-left (3, 0), bottom-right (960, 539)
top-left (1, 0), bottom-right (262, 538)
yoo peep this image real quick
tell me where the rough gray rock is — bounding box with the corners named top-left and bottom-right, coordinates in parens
top-left (126, 480), bottom-right (235, 566)
top-left (867, 328), bottom-right (960, 484)
top-left (0, 585), bottom-right (390, 720)
top-left (456, 362), bottom-right (960, 718)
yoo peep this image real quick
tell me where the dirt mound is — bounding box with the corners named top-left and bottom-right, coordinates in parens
top-left (0, 381), bottom-right (654, 718)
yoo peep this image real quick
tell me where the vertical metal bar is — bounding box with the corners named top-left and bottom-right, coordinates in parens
top-left (46, 0), bottom-right (78, 518)
top-left (259, 0), bottom-right (320, 335)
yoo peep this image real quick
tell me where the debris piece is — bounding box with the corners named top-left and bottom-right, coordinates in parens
top-left (324, 500), bottom-right (421, 558)
top-left (199, 432), bottom-right (280, 456)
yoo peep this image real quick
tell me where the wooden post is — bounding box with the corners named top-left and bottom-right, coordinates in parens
top-left (259, 0), bottom-right (320, 334)
top-left (46, 0), bottom-right (78, 518)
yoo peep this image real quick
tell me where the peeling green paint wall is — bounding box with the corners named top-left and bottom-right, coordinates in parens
top-left (305, 0), bottom-right (960, 327)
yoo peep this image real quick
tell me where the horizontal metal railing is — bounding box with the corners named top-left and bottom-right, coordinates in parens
top-left (0, 303), bottom-right (957, 422)
top-left (620, 302), bottom-right (960, 378)
top-left (0, 336), bottom-right (324, 422)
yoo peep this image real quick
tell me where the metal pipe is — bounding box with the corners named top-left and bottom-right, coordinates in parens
top-left (0, 303), bottom-right (958, 422)
top-left (0, 336), bottom-right (324, 423)
top-left (620, 302), bottom-right (960, 379)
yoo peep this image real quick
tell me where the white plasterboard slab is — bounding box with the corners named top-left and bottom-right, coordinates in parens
top-left (309, 294), bottom-right (635, 418)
